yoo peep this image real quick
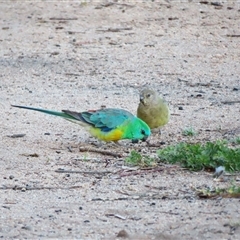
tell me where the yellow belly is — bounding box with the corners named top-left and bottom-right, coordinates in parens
top-left (89, 127), bottom-right (124, 142)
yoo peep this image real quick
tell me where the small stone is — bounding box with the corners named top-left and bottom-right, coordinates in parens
top-left (179, 106), bottom-right (183, 110)
top-left (116, 230), bottom-right (129, 238)
top-left (22, 225), bottom-right (31, 230)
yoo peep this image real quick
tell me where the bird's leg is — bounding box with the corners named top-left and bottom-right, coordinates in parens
top-left (151, 127), bottom-right (162, 135)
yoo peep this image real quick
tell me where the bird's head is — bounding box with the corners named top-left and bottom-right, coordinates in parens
top-left (130, 118), bottom-right (151, 142)
top-left (139, 89), bottom-right (157, 106)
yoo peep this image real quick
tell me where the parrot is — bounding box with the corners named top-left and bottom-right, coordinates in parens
top-left (137, 89), bottom-right (170, 131)
top-left (11, 105), bottom-right (151, 142)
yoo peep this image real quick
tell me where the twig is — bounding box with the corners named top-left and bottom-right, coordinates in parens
top-left (79, 146), bottom-right (123, 158)
top-left (158, 211), bottom-right (179, 215)
top-left (7, 134), bottom-right (26, 138)
top-left (20, 153), bottom-right (39, 157)
top-left (92, 197), bottom-right (130, 201)
top-left (117, 167), bottom-right (164, 177)
top-left (114, 214), bottom-right (127, 220)
top-left (96, 27), bottom-right (132, 32)
top-left (65, 73), bottom-right (81, 76)
top-left (226, 34), bottom-right (240, 37)
top-left (72, 157), bottom-right (99, 161)
top-left (221, 100), bottom-right (240, 105)
top-left (99, 2), bottom-right (134, 8)
top-left (55, 169), bottom-right (112, 175)
top-left (0, 185), bottom-right (83, 191)
top-left (49, 17), bottom-right (78, 21)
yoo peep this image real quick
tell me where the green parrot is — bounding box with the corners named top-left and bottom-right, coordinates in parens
top-left (12, 105), bottom-right (151, 142)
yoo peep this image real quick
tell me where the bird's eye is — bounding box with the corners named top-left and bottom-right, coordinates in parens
top-left (147, 94), bottom-right (151, 98)
top-left (141, 129), bottom-right (146, 135)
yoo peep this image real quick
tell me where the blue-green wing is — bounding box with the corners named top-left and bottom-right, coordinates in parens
top-left (64, 108), bottom-right (134, 131)
top-left (90, 108), bottom-right (133, 129)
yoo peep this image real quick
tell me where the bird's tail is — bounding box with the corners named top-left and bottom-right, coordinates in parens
top-left (11, 105), bottom-right (77, 121)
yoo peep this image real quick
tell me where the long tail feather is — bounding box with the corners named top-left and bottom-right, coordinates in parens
top-left (11, 105), bottom-right (76, 121)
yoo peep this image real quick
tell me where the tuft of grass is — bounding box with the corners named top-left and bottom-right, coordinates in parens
top-left (182, 126), bottom-right (197, 136)
top-left (125, 150), bottom-right (156, 167)
top-left (157, 140), bottom-right (240, 172)
top-left (230, 137), bottom-right (240, 145)
top-left (197, 183), bottom-right (240, 198)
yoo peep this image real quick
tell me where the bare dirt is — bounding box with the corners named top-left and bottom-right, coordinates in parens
top-left (1, 1), bottom-right (240, 239)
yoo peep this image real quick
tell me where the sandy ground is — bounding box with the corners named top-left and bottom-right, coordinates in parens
top-left (1, 1), bottom-right (240, 239)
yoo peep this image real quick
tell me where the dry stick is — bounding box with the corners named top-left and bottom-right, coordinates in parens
top-left (100, 2), bottom-right (134, 8)
top-left (79, 146), bottom-right (123, 158)
top-left (118, 167), bottom-right (164, 177)
top-left (221, 100), bottom-right (240, 105)
top-left (96, 27), bottom-right (132, 32)
top-left (226, 34), bottom-right (240, 37)
top-left (55, 169), bottom-right (112, 175)
top-left (0, 185), bottom-right (83, 191)
top-left (7, 134), bottom-right (26, 138)
top-left (49, 17), bottom-right (78, 21)
top-left (65, 73), bottom-right (81, 76)
top-left (93, 193), bottom-right (176, 202)
top-left (157, 211), bottom-right (179, 215)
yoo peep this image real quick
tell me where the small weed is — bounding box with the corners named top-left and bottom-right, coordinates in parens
top-left (157, 140), bottom-right (240, 172)
top-left (197, 182), bottom-right (240, 198)
top-left (125, 150), bottom-right (156, 167)
top-left (182, 126), bottom-right (197, 136)
top-left (80, 1), bottom-right (88, 7)
top-left (83, 153), bottom-right (89, 161)
top-left (230, 137), bottom-right (240, 145)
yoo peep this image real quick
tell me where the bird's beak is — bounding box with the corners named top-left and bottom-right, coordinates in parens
top-left (140, 96), bottom-right (145, 105)
top-left (142, 136), bottom-right (148, 142)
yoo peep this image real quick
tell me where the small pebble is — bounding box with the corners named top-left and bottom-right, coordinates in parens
top-left (21, 225), bottom-right (31, 230)
top-left (116, 230), bottom-right (129, 238)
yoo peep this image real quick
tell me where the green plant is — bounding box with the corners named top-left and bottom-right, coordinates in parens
top-left (197, 182), bottom-right (240, 198)
top-left (157, 140), bottom-right (240, 172)
top-left (182, 127), bottom-right (197, 136)
top-left (230, 137), bottom-right (240, 145)
top-left (125, 150), bottom-right (156, 167)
